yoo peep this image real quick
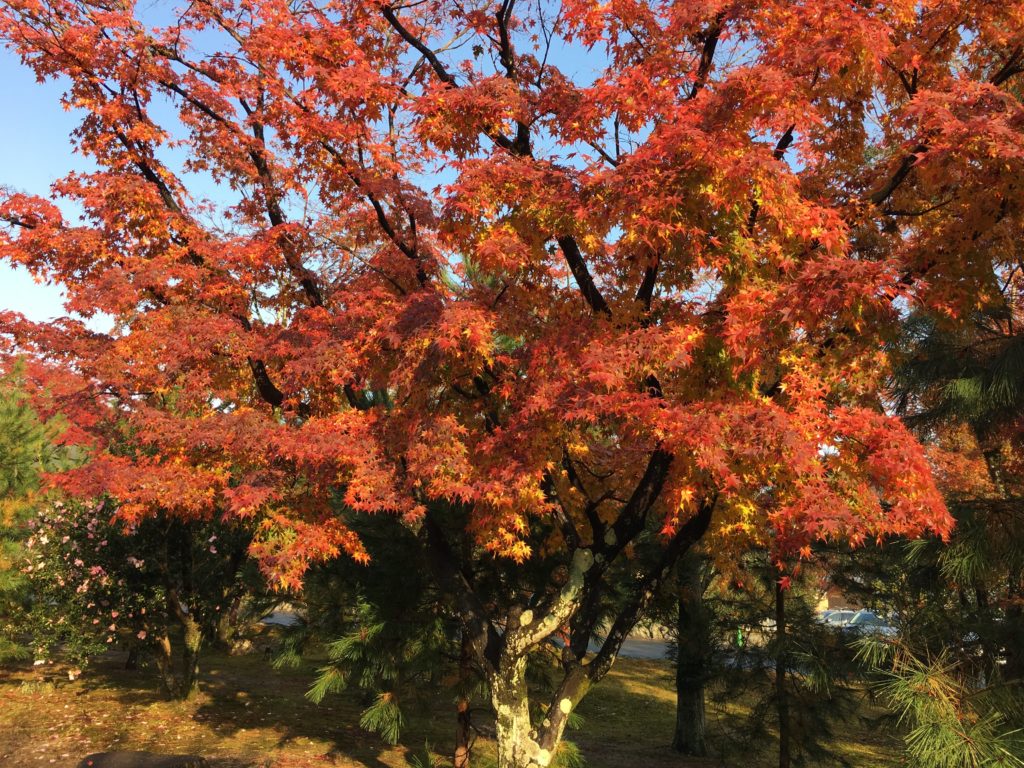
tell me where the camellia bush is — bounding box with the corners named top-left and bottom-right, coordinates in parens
top-left (23, 500), bottom-right (149, 668)
top-left (24, 498), bottom-right (265, 698)
top-left (2, 0), bottom-right (1022, 765)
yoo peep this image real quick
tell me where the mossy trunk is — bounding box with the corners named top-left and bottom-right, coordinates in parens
top-left (490, 625), bottom-right (590, 766)
top-left (180, 615), bottom-right (202, 699)
top-left (492, 656), bottom-right (546, 768)
top-left (490, 658), bottom-right (587, 768)
top-left (153, 619), bottom-right (203, 700)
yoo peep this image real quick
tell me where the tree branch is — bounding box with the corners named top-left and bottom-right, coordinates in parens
top-left (556, 236), bottom-right (611, 316)
top-left (421, 508), bottom-right (502, 673)
top-left (747, 124), bottom-right (796, 234)
top-left (381, 5), bottom-right (457, 86)
top-left (688, 13), bottom-right (725, 100)
top-left (586, 494), bottom-right (716, 682)
top-left (869, 46), bottom-right (1023, 207)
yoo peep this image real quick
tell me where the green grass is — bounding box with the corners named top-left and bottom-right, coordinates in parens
top-left (0, 646), bottom-right (902, 768)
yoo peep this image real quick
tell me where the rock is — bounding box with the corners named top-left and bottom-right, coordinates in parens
top-left (228, 638), bottom-right (253, 655)
top-left (77, 752), bottom-right (208, 768)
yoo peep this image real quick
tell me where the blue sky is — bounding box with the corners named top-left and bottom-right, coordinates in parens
top-left (0, 48), bottom-right (84, 323)
top-left (0, 8), bottom-right (609, 327)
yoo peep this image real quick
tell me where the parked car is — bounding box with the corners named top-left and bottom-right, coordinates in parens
top-left (841, 609), bottom-right (898, 637)
top-left (819, 609), bottom-right (857, 627)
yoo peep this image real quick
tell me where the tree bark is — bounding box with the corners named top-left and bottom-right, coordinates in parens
top-left (775, 578), bottom-right (791, 768)
top-left (421, 479), bottom-right (715, 768)
top-left (215, 609), bottom-right (236, 651)
top-left (153, 619), bottom-right (204, 701)
top-left (672, 550), bottom-right (708, 756)
top-left (180, 615), bottom-right (203, 700)
top-left (491, 655), bottom-right (547, 768)
top-left (154, 632), bottom-right (177, 699)
top-left (454, 630), bottom-right (473, 768)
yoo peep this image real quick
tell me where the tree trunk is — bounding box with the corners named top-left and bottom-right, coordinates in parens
top-left (454, 630), bottom-right (473, 768)
top-left (154, 631), bottom-right (178, 699)
top-left (491, 655), bottom-right (548, 768)
top-left (1004, 573), bottom-right (1024, 682)
top-left (153, 619), bottom-right (204, 701)
top-left (673, 551), bottom-right (708, 756)
top-left (421, 493), bottom-right (715, 768)
top-left (215, 609), bottom-right (236, 651)
top-left (775, 578), bottom-right (791, 768)
top-left (180, 615), bottom-right (203, 700)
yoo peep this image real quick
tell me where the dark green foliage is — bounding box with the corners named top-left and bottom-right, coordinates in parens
top-left (670, 550), bottom-right (863, 767)
top-left (282, 510), bottom-right (480, 747)
top-left (305, 601), bottom-right (451, 744)
top-left (0, 365), bottom-right (78, 662)
top-left (859, 300), bottom-right (1024, 765)
top-left (406, 742), bottom-right (442, 768)
top-left (891, 311), bottom-right (1024, 436)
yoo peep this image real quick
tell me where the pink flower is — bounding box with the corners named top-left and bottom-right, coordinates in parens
top-left (137, 631), bottom-right (147, 640)
top-left (111, 611), bottom-right (119, 618)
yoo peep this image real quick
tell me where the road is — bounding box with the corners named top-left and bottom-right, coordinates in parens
top-left (262, 610), bottom-right (674, 660)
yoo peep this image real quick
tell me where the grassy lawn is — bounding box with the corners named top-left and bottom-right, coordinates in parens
top-left (0, 645), bottom-right (902, 768)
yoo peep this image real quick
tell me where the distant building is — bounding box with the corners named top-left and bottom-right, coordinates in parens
top-left (816, 584), bottom-right (864, 612)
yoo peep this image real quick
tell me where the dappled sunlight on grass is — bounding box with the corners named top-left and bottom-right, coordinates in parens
top-left (1, 650), bottom-right (901, 768)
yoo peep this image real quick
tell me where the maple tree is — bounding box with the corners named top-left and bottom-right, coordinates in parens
top-left (1, 0), bottom-right (1021, 764)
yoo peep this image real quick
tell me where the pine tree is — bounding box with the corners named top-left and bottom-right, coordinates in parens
top-left (858, 637), bottom-right (1024, 768)
top-left (0, 364), bottom-right (74, 662)
top-left (280, 509), bottom-right (486, 765)
top-left (699, 549), bottom-right (862, 767)
top-left (848, 294), bottom-right (1024, 766)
